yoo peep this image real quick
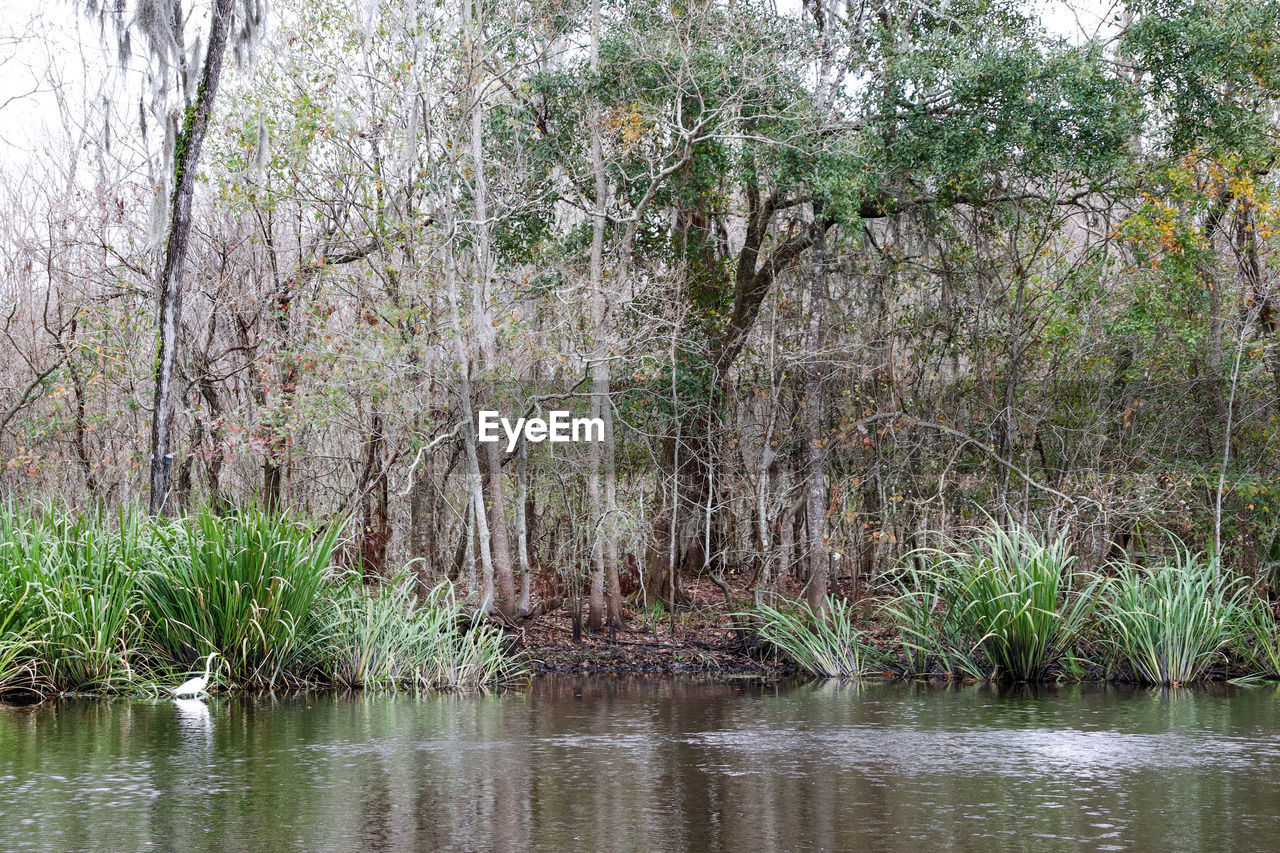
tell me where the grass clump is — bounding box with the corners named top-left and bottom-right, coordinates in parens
top-left (886, 522), bottom-right (1096, 682)
top-left (882, 566), bottom-right (987, 680)
top-left (1097, 550), bottom-right (1248, 685)
top-left (142, 509), bottom-right (339, 688)
top-left (1235, 597), bottom-right (1280, 678)
top-left (0, 583), bottom-right (37, 690)
top-left (32, 513), bottom-right (148, 691)
top-left (304, 577), bottom-right (518, 690)
top-left (747, 596), bottom-right (879, 678)
top-left (0, 506), bottom-right (523, 698)
top-left (0, 509), bottom-right (150, 693)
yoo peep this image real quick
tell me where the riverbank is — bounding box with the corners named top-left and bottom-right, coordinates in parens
top-left (6, 508), bottom-right (1280, 699)
top-left (521, 613), bottom-right (773, 676)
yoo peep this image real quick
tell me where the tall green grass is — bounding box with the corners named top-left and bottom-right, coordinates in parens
top-left (1097, 550), bottom-right (1248, 685)
top-left (1235, 597), bottom-right (1280, 678)
top-left (0, 509), bottom-right (149, 693)
top-left (142, 509), bottom-right (339, 687)
top-left (882, 565), bottom-right (988, 680)
top-left (34, 512), bottom-right (147, 691)
top-left (0, 512), bottom-right (45, 691)
top-left (0, 582), bottom-right (37, 690)
top-left (0, 506), bottom-right (522, 697)
top-left (746, 597), bottom-right (880, 678)
top-left (886, 523), bottom-right (1096, 681)
top-left (304, 577), bottom-right (518, 690)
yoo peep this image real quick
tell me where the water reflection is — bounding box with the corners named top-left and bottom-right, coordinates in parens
top-left (3, 679), bottom-right (1280, 851)
top-left (173, 698), bottom-right (212, 729)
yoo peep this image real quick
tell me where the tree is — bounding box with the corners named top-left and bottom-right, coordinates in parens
top-left (81, 0), bottom-right (267, 514)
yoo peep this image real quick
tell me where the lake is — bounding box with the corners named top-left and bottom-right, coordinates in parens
top-left (3, 677), bottom-right (1279, 851)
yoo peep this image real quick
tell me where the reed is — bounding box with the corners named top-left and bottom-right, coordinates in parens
top-left (0, 508), bottom-right (150, 692)
top-left (304, 577), bottom-right (517, 690)
top-left (887, 523), bottom-right (1096, 681)
top-left (33, 510), bottom-right (149, 691)
top-left (881, 565), bottom-right (987, 680)
top-left (747, 596), bottom-right (879, 678)
top-left (1096, 550), bottom-right (1248, 685)
top-left (1234, 597), bottom-right (1280, 678)
top-left (0, 582), bottom-right (37, 690)
top-left (0, 505), bottom-right (524, 697)
top-left (140, 508), bottom-right (339, 687)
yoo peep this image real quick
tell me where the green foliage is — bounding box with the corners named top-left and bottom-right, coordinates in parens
top-left (141, 509), bottom-right (338, 686)
top-left (32, 512), bottom-right (150, 691)
top-left (1097, 550), bottom-right (1249, 684)
top-left (0, 580), bottom-right (37, 690)
top-left (0, 508), bottom-right (150, 693)
top-left (887, 523), bottom-right (1096, 681)
top-left (858, 0), bottom-right (1138, 212)
top-left (746, 597), bottom-right (879, 678)
top-left (1123, 0), bottom-right (1280, 156)
top-left (883, 566), bottom-right (989, 680)
top-left (0, 506), bottom-right (523, 696)
top-left (303, 576), bottom-right (518, 690)
top-left (1234, 597), bottom-right (1280, 677)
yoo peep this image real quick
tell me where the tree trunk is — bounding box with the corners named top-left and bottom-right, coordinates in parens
top-left (466, 0), bottom-right (516, 618)
top-left (583, 0), bottom-right (619, 632)
top-left (148, 0), bottom-right (236, 515)
top-left (516, 438), bottom-right (532, 615)
top-left (603, 400), bottom-right (624, 628)
top-left (444, 221), bottom-right (496, 604)
top-left (802, 201), bottom-right (828, 611)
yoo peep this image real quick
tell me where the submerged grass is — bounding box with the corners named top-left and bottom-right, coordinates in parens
top-left (0, 506), bottom-right (522, 698)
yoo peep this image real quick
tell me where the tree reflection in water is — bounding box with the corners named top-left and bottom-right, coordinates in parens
top-left (3, 679), bottom-right (1280, 851)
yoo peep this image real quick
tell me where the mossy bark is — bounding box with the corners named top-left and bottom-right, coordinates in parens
top-left (149, 0), bottom-right (237, 515)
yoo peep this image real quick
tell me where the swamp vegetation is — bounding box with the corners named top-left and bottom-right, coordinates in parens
top-left (754, 521), bottom-right (1280, 685)
top-left (2, 0), bottom-right (1280, 693)
top-left (0, 509), bottom-right (515, 697)
top-left (1, 509), bottom-right (1277, 696)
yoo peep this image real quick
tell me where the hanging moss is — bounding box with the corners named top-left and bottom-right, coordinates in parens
top-left (170, 79), bottom-right (206, 192)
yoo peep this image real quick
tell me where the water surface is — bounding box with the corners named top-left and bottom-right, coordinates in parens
top-left (3, 678), bottom-right (1279, 851)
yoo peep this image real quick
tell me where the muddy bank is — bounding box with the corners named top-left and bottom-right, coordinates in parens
top-left (516, 613), bottom-right (785, 675)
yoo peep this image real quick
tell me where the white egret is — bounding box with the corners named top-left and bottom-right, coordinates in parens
top-left (172, 652), bottom-right (219, 697)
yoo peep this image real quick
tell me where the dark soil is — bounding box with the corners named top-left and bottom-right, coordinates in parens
top-left (509, 573), bottom-right (890, 676)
